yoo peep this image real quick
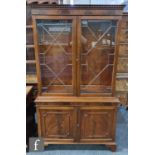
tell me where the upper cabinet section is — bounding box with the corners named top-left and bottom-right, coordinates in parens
top-left (31, 5), bottom-right (124, 96)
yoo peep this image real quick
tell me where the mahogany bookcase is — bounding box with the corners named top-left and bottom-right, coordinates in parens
top-left (31, 4), bottom-right (124, 151)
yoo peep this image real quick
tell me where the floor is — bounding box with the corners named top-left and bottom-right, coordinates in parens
top-left (27, 106), bottom-right (128, 155)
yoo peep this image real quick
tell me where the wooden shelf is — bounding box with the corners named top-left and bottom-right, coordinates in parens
top-left (118, 55), bottom-right (128, 58)
top-left (26, 44), bottom-right (34, 48)
top-left (26, 25), bottom-right (33, 29)
top-left (116, 90), bottom-right (128, 93)
top-left (26, 60), bottom-right (36, 64)
top-left (116, 73), bottom-right (128, 79)
top-left (119, 42), bottom-right (128, 45)
top-left (26, 74), bottom-right (37, 84)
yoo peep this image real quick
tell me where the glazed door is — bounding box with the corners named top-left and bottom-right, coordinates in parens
top-left (77, 17), bottom-right (119, 96)
top-left (38, 107), bottom-right (75, 142)
top-left (79, 106), bottom-right (116, 142)
top-left (33, 16), bottom-right (77, 95)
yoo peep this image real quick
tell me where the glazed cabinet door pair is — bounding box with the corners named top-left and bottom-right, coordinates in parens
top-left (33, 16), bottom-right (119, 97)
top-left (37, 105), bottom-right (116, 143)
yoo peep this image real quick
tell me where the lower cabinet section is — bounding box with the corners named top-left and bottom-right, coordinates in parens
top-left (36, 103), bottom-right (117, 150)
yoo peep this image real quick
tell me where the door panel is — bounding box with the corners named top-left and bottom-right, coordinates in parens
top-left (79, 107), bottom-right (115, 141)
top-left (39, 107), bottom-right (75, 139)
top-left (35, 17), bottom-right (76, 95)
top-left (78, 18), bottom-right (118, 96)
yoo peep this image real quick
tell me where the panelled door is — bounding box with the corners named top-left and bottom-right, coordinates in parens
top-left (33, 16), bottom-right (77, 96)
top-left (77, 16), bottom-right (119, 97)
top-left (79, 106), bottom-right (116, 142)
top-left (38, 106), bottom-right (76, 142)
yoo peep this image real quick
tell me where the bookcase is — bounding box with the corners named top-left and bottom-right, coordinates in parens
top-left (27, 4), bottom-right (125, 151)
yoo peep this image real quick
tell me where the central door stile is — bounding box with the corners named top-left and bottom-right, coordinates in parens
top-left (72, 16), bottom-right (78, 96)
top-left (76, 16), bottom-right (81, 96)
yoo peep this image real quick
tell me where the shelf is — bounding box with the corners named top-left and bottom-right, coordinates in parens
top-left (26, 60), bottom-right (36, 64)
top-left (26, 74), bottom-right (37, 84)
top-left (26, 25), bottom-right (33, 29)
top-left (119, 42), bottom-right (128, 45)
top-left (26, 44), bottom-right (34, 48)
top-left (116, 90), bottom-right (128, 93)
top-left (116, 73), bottom-right (128, 79)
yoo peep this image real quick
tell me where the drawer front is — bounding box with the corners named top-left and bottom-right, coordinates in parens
top-left (38, 107), bottom-right (75, 140)
top-left (79, 106), bottom-right (116, 142)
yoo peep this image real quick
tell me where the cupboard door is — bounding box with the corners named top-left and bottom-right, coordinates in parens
top-left (78, 18), bottom-right (118, 96)
top-left (79, 106), bottom-right (116, 142)
top-left (34, 17), bottom-right (76, 95)
top-left (38, 107), bottom-right (75, 140)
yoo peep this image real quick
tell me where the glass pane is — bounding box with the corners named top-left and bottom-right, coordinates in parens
top-left (37, 19), bottom-right (73, 94)
top-left (80, 20), bottom-right (117, 95)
